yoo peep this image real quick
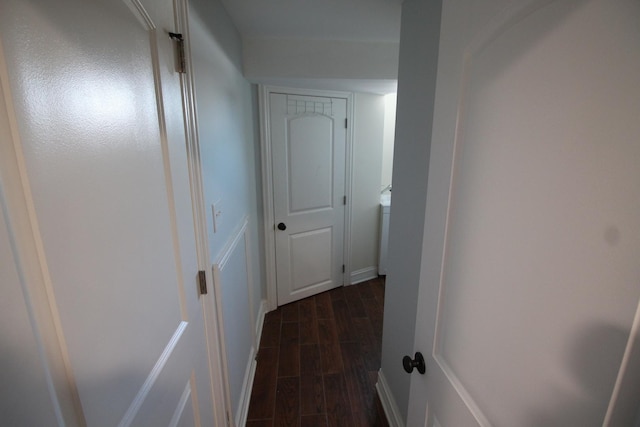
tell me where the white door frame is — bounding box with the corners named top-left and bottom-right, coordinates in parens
top-left (259, 85), bottom-right (354, 310)
top-left (178, 2), bottom-right (233, 425)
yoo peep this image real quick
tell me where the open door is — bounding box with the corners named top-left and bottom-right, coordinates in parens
top-left (407, 0), bottom-right (640, 425)
top-left (0, 0), bottom-right (223, 425)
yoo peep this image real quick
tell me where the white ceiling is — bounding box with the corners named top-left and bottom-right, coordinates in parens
top-left (219, 0), bottom-right (402, 93)
top-left (220, 0), bottom-right (402, 42)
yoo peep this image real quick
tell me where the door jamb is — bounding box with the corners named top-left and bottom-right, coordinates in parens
top-left (177, 2), bottom-right (232, 425)
top-left (258, 85), bottom-right (354, 311)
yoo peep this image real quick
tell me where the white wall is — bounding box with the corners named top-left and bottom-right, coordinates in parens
top-left (380, 93), bottom-right (397, 192)
top-left (350, 93), bottom-right (385, 282)
top-left (379, 0), bottom-right (443, 422)
top-left (244, 38), bottom-right (399, 82)
top-left (189, 0), bottom-right (264, 418)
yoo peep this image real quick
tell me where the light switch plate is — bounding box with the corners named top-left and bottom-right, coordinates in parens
top-left (212, 199), bottom-right (222, 233)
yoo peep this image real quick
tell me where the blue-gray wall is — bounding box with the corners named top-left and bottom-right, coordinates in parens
top-left (188, 0), bottom-right (264, 417)
top-left (379, 0), bottom-right (442, 421)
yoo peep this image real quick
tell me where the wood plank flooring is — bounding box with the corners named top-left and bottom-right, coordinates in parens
top-left (246, 277), bottom-right (389, 427)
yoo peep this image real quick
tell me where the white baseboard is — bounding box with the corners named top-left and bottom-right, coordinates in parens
top-left (235, 348), bottom-right (256, 427)
top-left (234, 300), bottom-right (266, 427)
top-left (255, 300), bottom-right (267, 347)
top-left (350, 266), bottom-right (378, 285)
top-left (376, 369), bottom-right (405, 427)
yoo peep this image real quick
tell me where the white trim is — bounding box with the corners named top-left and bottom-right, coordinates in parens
top-left (234, 346), bottom-right (257, 427)
top-left (212, 218), bottom-right (250, 427)
top-left (350, 266), bottom-right (379, 285)
top-left (255, 300), bottom-right (268, 347)
top-left (243, 225), bottom-right (257, 350)
top-left (123, 0), bottom-right (155, 30)
top-left (258, 85), bottom-right (354, 308)
top-left (178, 3), bottom-right (231, 426)
top-left (376, 369), bottom-right (405, 427)
top-left (344, 92), bottom-right (355, 285)
top-left (215, 218), bottom-right (249, 270)
top-left (119, 322), bottom-right (188, 427)
top-left (604, 298), bottom-right (640, 425)
top-left (168, 380), bottom-right (192, 427)
top-left (258, 86), bottom-right (278, 311)
top-left (234, 300), bottom-right (266, 427)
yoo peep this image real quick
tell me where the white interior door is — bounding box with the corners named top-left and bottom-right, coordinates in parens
top-left (408, 0), bottom-right (640, 425)
top-left (269, 93), bottom-right (347, 306)
top-left (0, 0), bottom-right (217, 425)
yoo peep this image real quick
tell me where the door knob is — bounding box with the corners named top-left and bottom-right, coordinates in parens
top-left (403, 352), bottom-right (426, 374)
top-left (277, 222), bottom-right (287, 231)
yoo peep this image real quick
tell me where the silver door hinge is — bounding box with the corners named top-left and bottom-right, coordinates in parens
top-left (168, 32), bottom-right (186, 74)
top-left (198, 270), bottom-right (207, 295)
top-left (343, 195), bottom-right (347, 205)
top-left (344, 118), bottom-right (348, 129)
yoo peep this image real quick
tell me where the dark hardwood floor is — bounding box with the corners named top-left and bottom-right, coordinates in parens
top-left (246, 277), bottom-right (390, 427)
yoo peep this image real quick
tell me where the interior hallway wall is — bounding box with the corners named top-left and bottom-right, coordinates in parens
top-left (381, 93), bottom-right (397, 192)
top-left (350, 93), bottom-right (385, 282)
top-left (188, 0), bottom-right (264, 418)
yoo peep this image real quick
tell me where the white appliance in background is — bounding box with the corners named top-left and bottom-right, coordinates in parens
top-left (378, 194), bottom-right (391, 275)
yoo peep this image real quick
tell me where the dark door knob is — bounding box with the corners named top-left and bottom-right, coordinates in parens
top-left (403, 352), bottom-right (426, 374)
top-left (277, 222), bottom-right (287, 231)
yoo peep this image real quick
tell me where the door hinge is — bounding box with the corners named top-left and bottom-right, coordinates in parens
top-left (198, 270), bottom-right (207, 295)
top-left (343, 195), bottom-right (347, 205)
top-left (342, 264), bottom-right (345, 273)
top-left (344, 118), bottom-right (348, 129)
top-left (168, 32), bottom-right (186, 74)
